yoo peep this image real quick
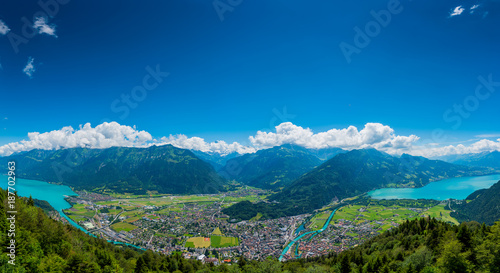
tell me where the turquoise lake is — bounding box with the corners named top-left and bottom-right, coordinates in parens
top-left (1, 177), bottom-right (78, 211)
top-left (1, 177), bottom-right (144, 249)
top-left (0, 177), bottom-right (90, 233)
top-left (368, 174), bottom-right (500, 200)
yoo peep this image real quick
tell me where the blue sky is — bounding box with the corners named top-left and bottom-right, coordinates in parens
top-left (1, 0), bottom-right (499, 157)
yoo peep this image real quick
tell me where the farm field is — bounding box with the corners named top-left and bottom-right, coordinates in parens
top-left (63, 204), bottom-right (95, 220)
top-left (420, 204), bottom-right (459, 225)
top-left (185, 237), bottom-right (211, 248)
top-left (66, 214), bottom-right (87, 222)
top-left (330, 201), bottom-right (458, 232)
top-left (210, 236), bottom-right (239, 248)
top-left (93, 190), bottom-right (271, 216)
top-left (184, 235), bottom-right (239, 248)
top-left (308, 211), bottom-right (331, 230)
top-left (111, 222), bottom-right (138, 232)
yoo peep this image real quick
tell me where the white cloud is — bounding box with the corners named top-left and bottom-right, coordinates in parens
top-left (470, 4), bottom-right (480, 13)
top-left (475, 133), bottom-right (500, 138)
top-left (0, 20), bottom-right (10, 35)
top-left (249, 122), bottom-right (419, 154)
top-left (410, 138), bottom-right (500, 158)
top-left (33, 17), bottom-right (57, 37)
top-left (158, 135), bottom-right (256, 155)
top-left (0, 122), bottom-right (152, 156)
top-left (0, 122), bottom-right (419, 157)
top-left (23, 57), bottom-right (36, 78)
top-left (450, 5), bottom-right (465, 17)
top-left (2, 121), bottom-right (499, 159)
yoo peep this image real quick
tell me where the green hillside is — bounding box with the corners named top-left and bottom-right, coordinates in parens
top-left (219, 144), bottom-right (323, 190)
top-left (1, 145), bottom-right (226, 195)
top-left (224, 149), bottom-right (492, 220)
top-left (452, 180), bottom-right (500, 225)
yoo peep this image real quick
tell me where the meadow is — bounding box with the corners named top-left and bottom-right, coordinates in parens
top-left (111, 222), bottom-right (138, 232)
top-left (330, 200), bottom-right (458, 233)
top-left (210, 236), bottom-right (239, 248)
top-left (185, 237), bottom-right (211, 248)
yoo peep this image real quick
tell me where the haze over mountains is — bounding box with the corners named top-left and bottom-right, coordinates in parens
top-left (435, 151), bottom-right (500, 169)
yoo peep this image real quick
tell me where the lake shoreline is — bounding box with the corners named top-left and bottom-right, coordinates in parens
top-left (368, 174), bottom-right (500, 201)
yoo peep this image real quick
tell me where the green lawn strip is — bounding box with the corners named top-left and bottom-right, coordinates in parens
top-left (420, 204), bottom-right (459, 225)
top-left (110, 222), bottom-right (138, 232)
top-left (210, 236), bottom-right (239, 248)
top-left (125, 216), bottom-right (142, 223)
top-left (67, 215), bottom-right (87, 222)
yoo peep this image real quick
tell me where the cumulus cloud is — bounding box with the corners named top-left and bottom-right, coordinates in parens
top-left (2, 121), bottom-right (498, 159)
top-left (0, 122), bottom-right (420, 157)
top-left (0, 122), bottom-right (152, 156)
top-left (450, 5), bottom-right (465, 17)
top-left (249, 122), bottom-right (419, 154)
top-left (23, 57), bottom-right (36, 78)
top-left (33, 17), bottom-right (57, 37)
top-left (0, 20), bottom-right (10, 35)
top-left (158, 135), bottom-right (256, 155)
top-left (410, 138), bottom-right (500, 158)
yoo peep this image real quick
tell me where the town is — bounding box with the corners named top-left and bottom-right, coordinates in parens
top-left (61, 190), bottom-right (457, 263)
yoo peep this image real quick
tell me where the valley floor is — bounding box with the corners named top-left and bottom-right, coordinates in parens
top-left (61, 189), bottom-right (462, 263)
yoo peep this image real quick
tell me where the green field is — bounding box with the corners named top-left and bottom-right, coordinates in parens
top-left (110, 222), bottom-right (138, 232)
top-left (250, 213), bottom-right (263, 222)
top-left (212, 227), bottom-right (223, 236)
top-left (330, 200), bottom-right (459, 233)
top-left (421, 204), bottom-right (459, 225)
top-left (67, 215), bottom-right (87, 222)
top-left (124, 216), bottom-right (142, 223)
top-left (308, 211), bottom-right (330, 230)
top-left (63, 204), bottom-right (95, 219)
top-left (210, 236), bottom-right (239, 248)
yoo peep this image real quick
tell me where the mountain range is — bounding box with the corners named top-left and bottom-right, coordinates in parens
top-left (3, 144), bottom-right (498, 219)
top-left (1, 145), bottom-right (226, 195)
top-left (190, 150), bottom-right (240, 170)
top-left (218, 145), bottom-right (326, 190)
top-left (434, 151), bottom-right (500, 169)
top-left (224, 149), bottom-right (494, 220)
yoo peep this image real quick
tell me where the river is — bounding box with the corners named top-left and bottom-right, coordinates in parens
top-left (279, 207), bottom-right (341, 261)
